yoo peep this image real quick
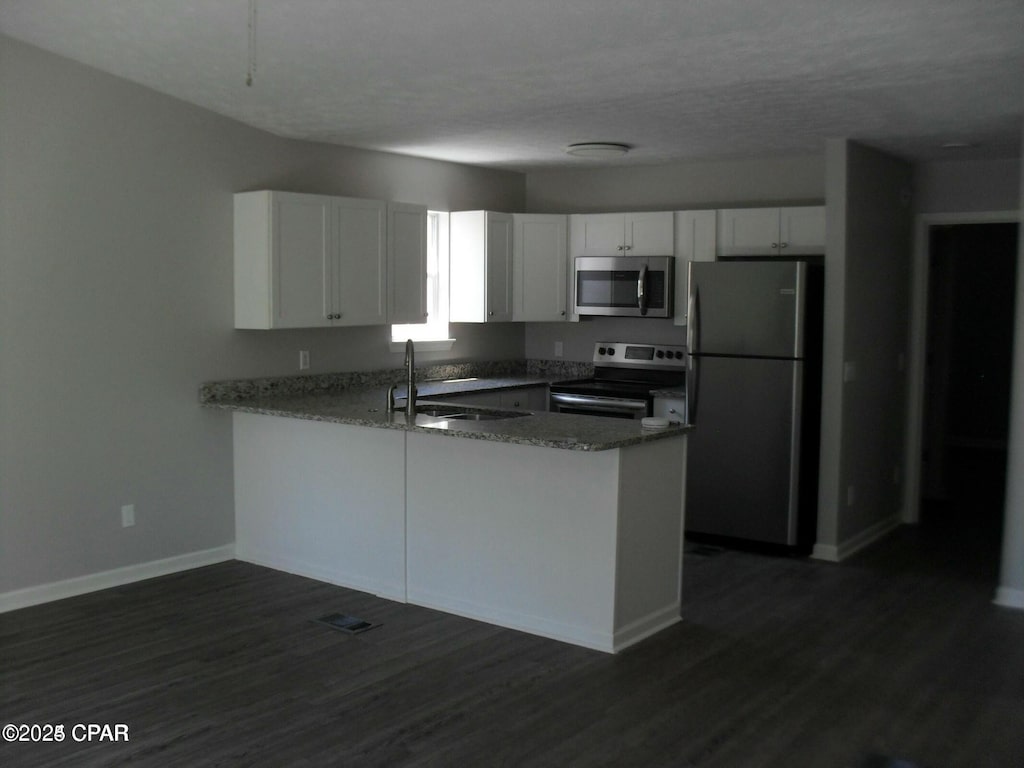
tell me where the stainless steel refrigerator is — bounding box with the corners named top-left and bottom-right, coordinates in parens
top-left (685, 259), bottom-right (823, 551)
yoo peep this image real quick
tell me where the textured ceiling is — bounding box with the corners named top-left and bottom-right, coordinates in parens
top-left (1, 0), bottom-right (1022, 171)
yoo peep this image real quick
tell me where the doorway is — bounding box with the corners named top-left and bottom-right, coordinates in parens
top-left (918, 221), bottom-right (1018, 578)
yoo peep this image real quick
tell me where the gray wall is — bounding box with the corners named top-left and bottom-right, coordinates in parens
top-left (525, 154), bottom-right (825, 214)
top-left (0, 36), bottom-right (524, 595)
top-left (817, 140), bottom-right (914, 554)
top-left (998, 124), bottom-right (1024, 605)
top-left (915, 157), bottom-right (1022, 215)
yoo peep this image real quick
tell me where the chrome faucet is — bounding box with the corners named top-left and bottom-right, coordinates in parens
top-left (404, 338), bottom-right (417, 420)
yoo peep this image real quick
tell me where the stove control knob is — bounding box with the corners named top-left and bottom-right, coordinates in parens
top-left (677, 351), bottom-right (684, 359)
top-left (598, 346), bottom-right (607, 355)
top-left (656, 350), bottom-right (665, 358)
top-left (607, 348), bottom-right (615, 356)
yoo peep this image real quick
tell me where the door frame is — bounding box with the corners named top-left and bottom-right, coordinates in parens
top-left (903, 210), bottom-right (1020, 524)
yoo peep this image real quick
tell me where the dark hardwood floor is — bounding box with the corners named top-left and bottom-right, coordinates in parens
top-left (3, 514), bottom-right (1022, 767)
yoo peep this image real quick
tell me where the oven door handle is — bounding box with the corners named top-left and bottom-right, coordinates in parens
top-left (550, 392), bottom-right (649, 414)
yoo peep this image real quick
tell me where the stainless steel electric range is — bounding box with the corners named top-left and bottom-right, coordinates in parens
top-left (549, 342), bottom-right (687, 420)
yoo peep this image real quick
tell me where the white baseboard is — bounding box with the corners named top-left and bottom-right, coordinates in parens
top-left (407, 585), bottom-right (617, 653)
top-left (811, 515), bottom-right (902, 563)
top-left (0, 544), bottom-right (236, 614)
top-left (235, 545), bottom-right (407, 603)
top-left (994, 587), bottom-right (1024, 611)
top-left (613, 604), bottom-right (682, 653)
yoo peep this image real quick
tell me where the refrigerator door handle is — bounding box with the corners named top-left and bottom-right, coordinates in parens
top-left (686, 285), bottom-right (700, 424)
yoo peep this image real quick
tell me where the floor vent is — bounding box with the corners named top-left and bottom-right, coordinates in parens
top-left (313, 613), bottom-right (378, 634)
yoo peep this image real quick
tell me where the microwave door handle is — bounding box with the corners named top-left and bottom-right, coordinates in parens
top-left (637, 264), bottom-right (648, 316)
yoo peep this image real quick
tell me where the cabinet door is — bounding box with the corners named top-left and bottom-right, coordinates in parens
top-left (485, 212), bottom-right (513, 322)
top-left (573, 213), bottom-right (627, 256)
top-left (334, 198), bottom-right (387, 326)
top-left (500, 386), bottom-right (548, 411)
top-left (388, 202), bottom-right (429, 324)
top-left (626, 212), bottom-right (674, 256)
top-left (673, 210), bottom-right (717, 327)
top-left (716, 208), bottom-right (781, 257)
top-left (271, 192), bottom-right (334, 329)
top-left (779, 206), bottom-right (826, 255)
top-left (513, 214), bottom-right (567, 322)
top-left (653, 397), bottom-right (687, 425)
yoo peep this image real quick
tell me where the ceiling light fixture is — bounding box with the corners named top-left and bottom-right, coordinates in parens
top-left (566, 142), bottom-right (631, 158)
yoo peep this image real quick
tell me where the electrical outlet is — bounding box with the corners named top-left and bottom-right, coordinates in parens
top-left (299, 350), bottom-right (310, 370)
top-left (554, 341), bottom-right (563, 358)
top-left (121, 504), bottom-right (135, 528)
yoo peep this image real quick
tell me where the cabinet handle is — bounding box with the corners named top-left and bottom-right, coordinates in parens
top-left (780, 242), bottom-right (789, 248)
top-left (771, 242), bottom-right (779, 249)
top-left (617, 245), bottom-right (624, 251)
top-left (488, 311), bottom-right (494, 316)
top-left (560, 311), bottom-right (566, 316)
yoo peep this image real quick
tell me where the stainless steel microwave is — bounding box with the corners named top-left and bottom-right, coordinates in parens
top-left (573, 256), bottom-right (674, 318)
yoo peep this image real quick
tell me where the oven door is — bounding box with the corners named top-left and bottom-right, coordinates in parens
top-left (549, 392), bottom-right (650, 420)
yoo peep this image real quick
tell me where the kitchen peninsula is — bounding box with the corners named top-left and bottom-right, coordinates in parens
top-left (203, 367), bottom-right (690, 653)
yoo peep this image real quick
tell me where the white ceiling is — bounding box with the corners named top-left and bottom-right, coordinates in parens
top-left (1, 0), bottom-right (1022, 172)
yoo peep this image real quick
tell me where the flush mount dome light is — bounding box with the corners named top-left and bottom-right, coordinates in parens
top-left (566, 142), bottom-right (631, 158)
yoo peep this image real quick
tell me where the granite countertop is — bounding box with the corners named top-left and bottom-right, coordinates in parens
top-left (204, 381), bottom-right (688, 453)
top-left (201, 361), bottom-right (690, 451)
top-left (205, 391), bottom-right (687, 451)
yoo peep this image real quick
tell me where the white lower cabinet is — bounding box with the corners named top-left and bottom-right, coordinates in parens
top-left (233, 413), bottom-right (407, 600)
top-left (405, 433), bottom-right (685, 652)
top-left (231, 411), bottom-right (687, 653)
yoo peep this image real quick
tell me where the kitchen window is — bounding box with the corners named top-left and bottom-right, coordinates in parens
top-left (391, 210), bottom-right (453, 350)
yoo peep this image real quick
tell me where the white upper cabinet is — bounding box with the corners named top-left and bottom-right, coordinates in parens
top-left (716, 206), bottom-right (825, 257)
top-left (572, 211), bottom-right (674, 257)
top-left (512, 214), bottom-right (568, 322)
top-left (779, 206), bottom-right (827, 255)
top-left (234, 191), bottom-right (389, 329)
top-left (449, 211), bottom-right (513, 323)
top-left (333, 197), bottom-right (388, 326)
top-left (673, 210), bottom-right (717, 327)
top-left (387, 202), bottom-right (429, 325)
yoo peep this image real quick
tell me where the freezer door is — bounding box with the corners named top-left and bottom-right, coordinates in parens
top-left (685, 356), bottom-right (803, 545)
top-left (688, 261), bottom-right (806, 358)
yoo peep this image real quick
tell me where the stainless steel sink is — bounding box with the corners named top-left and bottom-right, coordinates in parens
top-left (415, 403), bottom-right (530, 424)
top-left (446, 411), bottom-right (526, 421)
top-left (416, 404), bottom-right (468, 418)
